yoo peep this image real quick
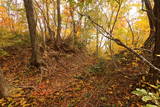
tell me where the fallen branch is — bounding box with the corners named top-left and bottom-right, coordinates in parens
top-left (78, 13), bottom-right (160, 72)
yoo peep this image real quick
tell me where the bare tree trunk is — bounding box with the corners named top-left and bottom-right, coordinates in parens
top-left (45, 0), bottom-right (55, 41)
top-left (143, 0), bottom-right (155, 49)
top-left (56, 0), bottom-right (62, 46)
top-left (69, 3), bottom-right (76, 46)
top-left (0, 71), bottom-right (8, 98)
top-left (23, 0), bottom-right (40, 67)
top-left (126, 19), bottom-right (135, 46)
top-left (34, 1), bottom-right (55, 42)
top-left (96, 29), bottom-right (99, 57)
top-left (38, 18), bottom-right (46, 48)
top-left (108, 1), bottom-right (122, 68)
top-left (149, 0), bottom-right (160, 84)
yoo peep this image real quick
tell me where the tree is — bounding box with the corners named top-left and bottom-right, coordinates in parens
top-left (143, 0), bottom-right (155, 49)
top-left (142, 0), bottom-right (160, 84)
top-left (0, 71), bottom-right (8, 98)
top-left (23, 0), bottom-right (40, 67)
top-left (56, 0), bottom-right (62, 47)
top-left (149, 0), bottom-right (160, 84)
top-left (69, 2), bottom-right (76, 46)
top-left (34, 0), bottom-right (56, 47)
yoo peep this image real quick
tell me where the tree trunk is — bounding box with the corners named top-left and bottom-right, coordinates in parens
top-left (23, 0), bottom-right (40, 67)
top-left (45, 0), bottom-right (55, 41)
top-left (0, 71), bottom-right (8, 98)
top-left (149, 0), bottom-right (160, 84)
top-left (143, 0), bottom-right (155, 49)
top-left (56, 0), bottom-right (62, 47)
top-left (69, 3), bottom-right (76, 46)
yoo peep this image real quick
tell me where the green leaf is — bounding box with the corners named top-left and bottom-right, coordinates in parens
top-left (145, 104), bottom-right (158, 107)
top-left (157, 85), bottom-right (160, 88)
top-left (142, 96), bottom-right (152, 102)
top-left (132, 88), bottom-right (147, 96)
top-left (100, 97), bottom-right (107, 101)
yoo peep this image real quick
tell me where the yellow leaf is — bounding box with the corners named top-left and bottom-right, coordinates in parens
top-left (0, 98), bottom-right (5, 103)
top-left (156, 54), bottom-right (160, 57)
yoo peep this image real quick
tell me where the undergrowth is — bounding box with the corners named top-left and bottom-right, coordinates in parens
top-left (88, 58), bottom-right (107, 75)
top-left (132, 85), bottom-right (160, 107)
top-left (0, 30), bottom-right (30, 48)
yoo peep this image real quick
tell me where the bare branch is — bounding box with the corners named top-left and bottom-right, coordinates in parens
top-left (133, 48), bottom-right (152, 53)
top-left (126, 18), bottom-right (135, 46)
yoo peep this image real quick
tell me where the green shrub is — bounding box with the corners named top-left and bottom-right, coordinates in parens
top-left (0, 30), bottom-right (30, 48)
top-left (0, 49), bottom-right (9, 56)
top-left (132, 85), bottom-right (160, 107)
top-left (63, 36), bottom-right (88, 50)
top-left (114, 50), bottom-right (135, 65)
top-left (88, 58), bottom-right (107, 74)
top-left (75, 41), bottom-right (87, 49)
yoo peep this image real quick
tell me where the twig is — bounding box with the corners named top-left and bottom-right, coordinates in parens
top-left (133, 48), bottom-right (152, 53)
top-left (142, 81), bottom-right (159, 89)
top-left (16, 85), bottom-right (36, 90)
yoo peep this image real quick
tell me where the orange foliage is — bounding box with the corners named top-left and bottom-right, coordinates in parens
top-left (0, 6), bottom-right (14, 28)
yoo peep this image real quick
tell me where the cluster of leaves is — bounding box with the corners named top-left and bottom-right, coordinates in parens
top-left (32, 82), bottom-right (53, 96)
top-left (0, 29), bottom-right (30, 49)
top-left (0, 49), bottom-right (9, 56)
top-left (114, 50), bottom-right (135, 65)
top-left (0, 88), bottom-right (31, 107)
top-left (74, 40), bottom-right (88, 50)
top-left (0, 97), bottom-right (31, 107)
top-left (88, 58), bottom-right (107, 74)
top-left (132, 86), bottom-right (160, 107)
top-left (63, 36), bottom-right (88, 50)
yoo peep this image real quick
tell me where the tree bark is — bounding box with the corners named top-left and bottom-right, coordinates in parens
top-left (96, 29), bottom-right (99, 57)
top-left (143, 0), bottom-right (155, 49)
top-left (0, 71), bottom-right (8, 98)
top-left (69, 3), bottom-right (77, 46)
top-left (56, 0), bottom-right (62, 46)
top-left (23, 0), bottom-right (40, 67)
top-left (149, 0), bottom-right (160, 84)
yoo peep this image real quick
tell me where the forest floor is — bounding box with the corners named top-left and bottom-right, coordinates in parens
top-left (0, 44), bottom-right (146, 107)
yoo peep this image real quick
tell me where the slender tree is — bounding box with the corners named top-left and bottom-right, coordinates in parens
top-left (69, 2), bottom-right (76, 46)
top-left (23, 0), bottom-right (40, 67)
top-left (34, 1), bottom-right (55, 42)
top-left (56, 0), bottom-right (62, 46)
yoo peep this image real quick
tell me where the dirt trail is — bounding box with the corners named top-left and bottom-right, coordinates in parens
top-left (0, 46), bottom-right (141, 106)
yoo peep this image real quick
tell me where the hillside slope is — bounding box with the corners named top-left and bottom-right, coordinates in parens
top-left (0, 46), bottom-right (143, 106)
